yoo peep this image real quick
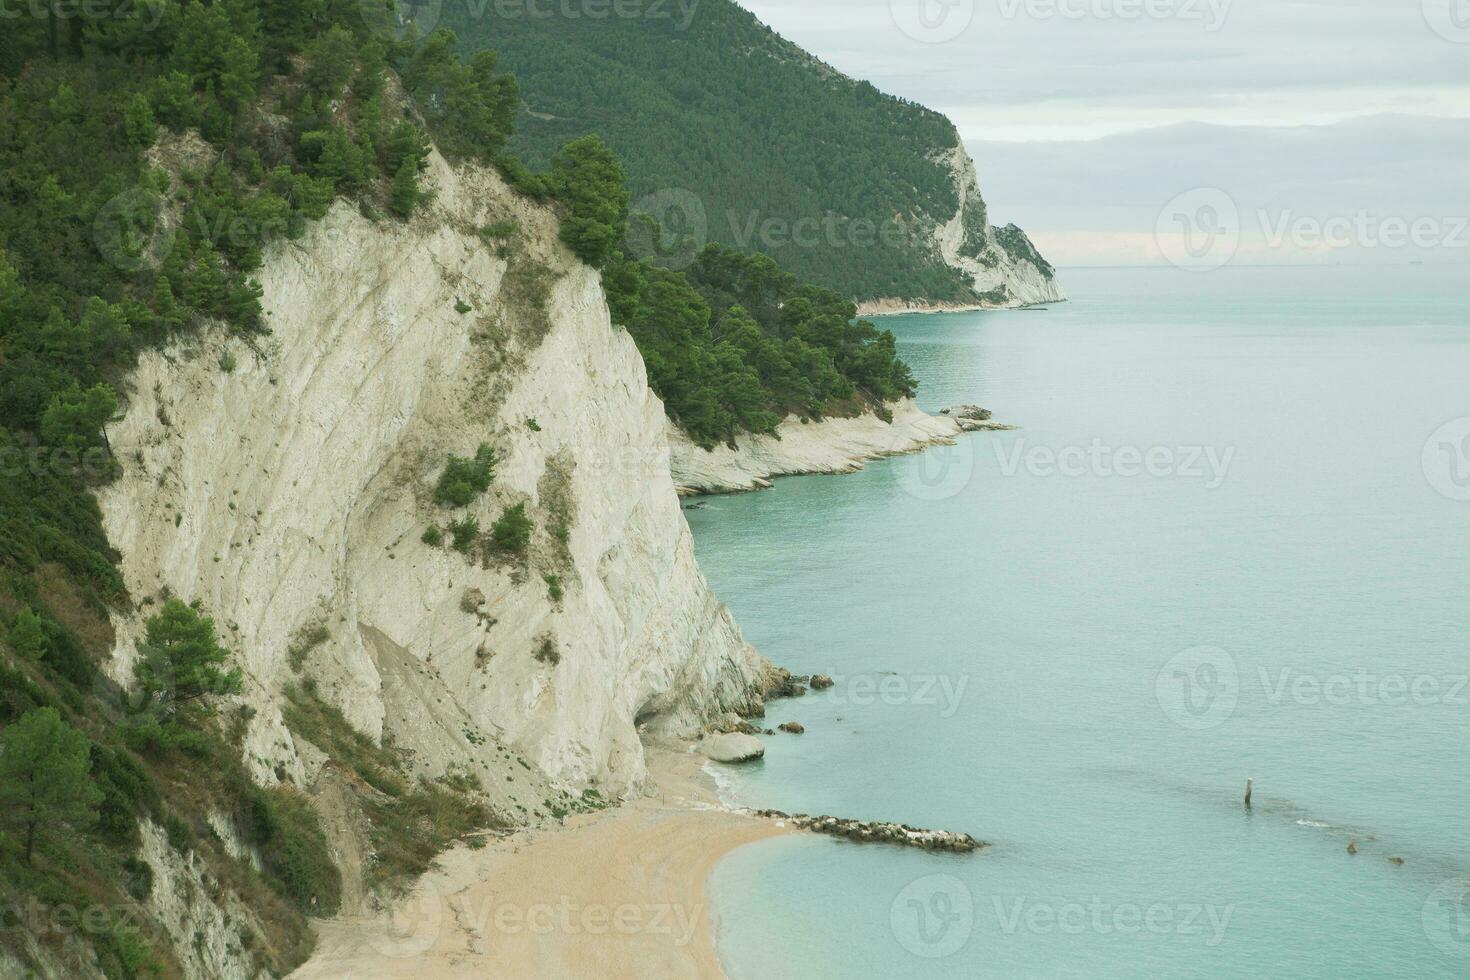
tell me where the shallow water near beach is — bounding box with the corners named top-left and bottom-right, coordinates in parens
top-left (688, 265), bottom-right (1470, 978)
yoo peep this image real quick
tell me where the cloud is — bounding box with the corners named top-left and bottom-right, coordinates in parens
top-left (968, 115), bottom-right (1470, 265)
top-left (744, 0), bottom-right (1470, 139)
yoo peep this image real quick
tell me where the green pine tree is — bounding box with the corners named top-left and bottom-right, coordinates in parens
top-left (0, 708), bottom-right (103, 865)
top-left (389, 157), bottom-right (421, 219)
top-left (135, 599), bottom-right (242, 714)
top-left (6, 610), bottom-right (47, 660)
top-left (124, 92), bottom-right (156, 147)
top-left (548, 135), bottom-right (628, 269)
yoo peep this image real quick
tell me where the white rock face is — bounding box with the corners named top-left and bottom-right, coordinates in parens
top-left (99, 151), bottom-right (770, 801)
top-left (700, 732), bottom-right (766, 763)
top-left (667, 398), bottom-right (969, 494)
top-left (940, 143), bottom-right (1067, 307)
top-left (138, 819), bottom-right (269, 980)
top-left (856, 143), bottom-right (1066, 314)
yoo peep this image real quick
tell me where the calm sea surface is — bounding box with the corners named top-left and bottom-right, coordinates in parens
top-left (688, 265), bottom-right (1470, 978)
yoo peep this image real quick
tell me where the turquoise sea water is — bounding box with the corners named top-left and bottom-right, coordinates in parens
top-left (690, 266), bottom-right (1470, 979)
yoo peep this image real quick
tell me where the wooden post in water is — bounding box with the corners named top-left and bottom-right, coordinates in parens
top-left (1243, 778), bottom-right (1253, 809)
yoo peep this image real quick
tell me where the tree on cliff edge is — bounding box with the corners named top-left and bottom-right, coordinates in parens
top-left (549, 135), bottom-right (629, 269)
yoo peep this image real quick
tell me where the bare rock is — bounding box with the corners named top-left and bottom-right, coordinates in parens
top-left (768, 677), bottom-right (808, 700)
top-left (809, 674), bottom-right (834, 690)
top-left (778, 721), bottom-right (805, 734)
top-left (941, 404), bottom-right (992, 422)
top-left (701, 732), bottom-right (766, 764)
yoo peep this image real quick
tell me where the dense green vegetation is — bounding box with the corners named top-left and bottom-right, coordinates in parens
top-left (606, 242), bottom-right (915, 446)
top-left (0, 5), bottom-right (920, 973)
top-left (0, 4), bottom-right (516, 974)
top-left (2, 597), bottom-right (333, 975)
top-left (442, 0), bottom-right (986, 302)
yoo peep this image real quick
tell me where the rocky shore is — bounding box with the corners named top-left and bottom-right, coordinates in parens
top-left (668, 400), bottom-right (1012, 495)
top-left (741, 808), bottom-right (986, 853)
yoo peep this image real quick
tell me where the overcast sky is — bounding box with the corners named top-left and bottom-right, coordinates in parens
top-left (743, 0), bottom-right (1470, 266)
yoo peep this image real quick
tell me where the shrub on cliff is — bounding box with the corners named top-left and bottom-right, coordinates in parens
top-left (449, 515), bottom-right (480, 553)
top-left (491, 503), bottom-right (534, 554)
top-left (434, 444), bottom-right (497, 507)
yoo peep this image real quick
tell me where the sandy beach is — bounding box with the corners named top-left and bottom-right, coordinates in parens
top-left (290, 742), bottom-right (792, 979)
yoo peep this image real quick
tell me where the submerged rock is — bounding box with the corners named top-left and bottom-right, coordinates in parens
top-left (768, 677), bottom-right (808, 700)
top-left (778, 721), bottom-right (805, 734)
top-left (701, 732), bottom-right (766, 763)
top-left (809, 675), bottom-right (834, 690)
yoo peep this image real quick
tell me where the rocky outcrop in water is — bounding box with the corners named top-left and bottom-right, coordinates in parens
top-left (745, 808), bottom-right (985, 853)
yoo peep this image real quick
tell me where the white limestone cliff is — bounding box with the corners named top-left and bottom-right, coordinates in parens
top-left (98, 149), bottom-right (772, 808)
top-left (856, 142), bottom-right (1066, 315)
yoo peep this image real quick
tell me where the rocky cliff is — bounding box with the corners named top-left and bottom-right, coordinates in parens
top-left (98, 149), bottom-right (773, 811)
top-left (667, 399), bottom-right (970, 494)
top-left (856, 143), bottom-right (1067, 314)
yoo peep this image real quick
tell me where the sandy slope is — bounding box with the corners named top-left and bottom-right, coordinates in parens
top-left (290, 743), bottom-right (791, 979)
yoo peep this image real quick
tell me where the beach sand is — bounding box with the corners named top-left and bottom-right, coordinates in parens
top-left (290, 741), bottom-right (790, 979)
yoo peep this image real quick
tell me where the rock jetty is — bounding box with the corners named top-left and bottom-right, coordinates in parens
top-left (743, 808), bottom-right (985, 853)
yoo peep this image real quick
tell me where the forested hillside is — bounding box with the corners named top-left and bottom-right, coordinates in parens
top-left (442, 0), bottom-right (1006, 303)
top-left (0, 5), bottom-right (915, 974)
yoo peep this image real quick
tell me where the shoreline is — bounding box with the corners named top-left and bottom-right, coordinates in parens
top-left (669, 398), bottom-right (1011, 496)
top-left (290, 741), bottom-right (793, 979)
top-left (853, 298), bottom-right (1064, 317)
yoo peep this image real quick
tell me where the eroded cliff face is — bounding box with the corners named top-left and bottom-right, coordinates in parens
top-left (856, 142), bottom-right (1066, 315)
top-left (99, 150), bottom-right (771, 805)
